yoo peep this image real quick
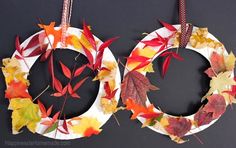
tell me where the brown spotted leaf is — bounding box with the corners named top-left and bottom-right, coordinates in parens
top-left (121, 71), bottom-right (158, 107)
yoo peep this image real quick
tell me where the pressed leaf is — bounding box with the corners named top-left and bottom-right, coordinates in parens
top-left (83, 21), bottom-right (96, 49)
top-left (25, 34), bottom-right (40, 50)
top-left (203, 94), bottom-right (226, 119)
top-left (5, 81), bottom-right (31, 99)
top-left (194, 109), bottom-right (213, 126)
top-left (74, 65), bottom-right (87, 77)
top-left (159, 20), bottom-right (177, 32)
top-left (98, 37), bottom-right (119, 52)
top-left (44, 121), bottom-right (58, 134)
top-left (121, 71), bottom-right (158, 107)
top-left (73, 77), bottom-right (88, 92)
top-left (60, 61), bottom-right (72, 79)
top-left (164, 117), bottom-right (192, 138)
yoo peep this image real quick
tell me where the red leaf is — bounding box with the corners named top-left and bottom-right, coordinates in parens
top-left (25, 34), bottom-right (40, 50)
top-left (83, 21), bottom-right (96, 49)
top-left (71, 93), bottom-right (80, 99)
top-left (73, 77), bottom-right (88, 92)
top-left (68, 83), bottom-right (73, 95)
top-left (159, 20), bottom-right (177, 32)
top-left (52, 92), bottom-right (63, 97)
top-left (194, 109), bottom-right (213, 126)
top-left (52, 112), bottom-right (60, 122)
top-left (61, 85), bottom-right (68, 95)
top-left (162, 55), bottom-right (172, 77)
top-left (121, 71), bottom-right (158, 107)
top-left (5, 81), bottom-right (31, 99)
top-left (103, 82), bottom-right (118, 100)
top-left (165, 117), bottom-right (192, 137)
top-left (132, 60), bottom-right (151, 71)
top-left (38, 100), bottom-right (47, 118)
top-left (127, 55), bottom-right (150, 63)
top-left (15, 55), bottom-right (22, 59)
top-left (15, 36), bottom-right (22, 54)
top-left (58, 115), bottom-right (69, 134)
top-left (141, 38), bottom-right (163, 47)
top-left (98, 37), bottom-right (119, 52)
top-left (47, 105), bottom-right (53, 117)
top-left (140, 112), bottom-right (162, 119)
top-left (203, 94), bottom-right (226, 119)
top-left (171, 52), bottom-right (184, 61)
top-left (54, 77), bottom-right (63, 93)
top-left (40, 49), bottom-right (52, 62)
top-left (74, 65), bottom-right (87, 77)
top-left (27, 44), bottom-right (48, 57)
top-left (60, 61), bottom-right (72, 79)
top-left (80, 41), bottom-right (94, 67)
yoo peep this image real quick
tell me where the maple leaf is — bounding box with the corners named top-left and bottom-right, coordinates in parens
top-left (94, 61), bottom-right (117, 82)
top-left (194, 109), bottom-right (213, 127)
top-left (205, 52), bottom-right (235, 77)
top-left (71, 117), bottom-right (102, 137)
top-left (2, 58), bottom-right (29, 85)
top-left (125, 98), bottom-right (160, 119)
top-left (121, 71), bottom-right (158, 107)
top-left (5, 80), bottom-right (31, 99)
top-left (38, 22), bottom-right (62, 48)
top-left (203, 94), bottom-right (226, 119)
top-left (8, 98), bottom-right (41, 134)
top-left (204, 71), bottom-right (236, 98)
top-left (100, 98), bottom-right (118, 114)
top-left (164, 117), bottom-right (192, 138)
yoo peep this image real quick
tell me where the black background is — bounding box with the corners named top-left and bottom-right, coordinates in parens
top-left (0, 0), bottom-right (236, 148)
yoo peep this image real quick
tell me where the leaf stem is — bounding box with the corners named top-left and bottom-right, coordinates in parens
top-left (33, 85), bottom-right (50, 102)
top-left (112, 113), bottom-right (120, 126)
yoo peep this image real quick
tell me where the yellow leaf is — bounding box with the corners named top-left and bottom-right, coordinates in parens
top-left (71, 117), bottom-right (102, 137)
top-left (8, 98), bottom-right (41, 134)
top-left (204, 72), bottom-right (236, 98)
top-left (94, 61), bottom-right (117, 82)
top-left (2, 58), bottom-right (29, 85)
top-left (100, 98), bottom-right (118, 114)
top-left (224, 52), bottom-right (236, 71)
top-left (144, 63), bottom-right (154, 73)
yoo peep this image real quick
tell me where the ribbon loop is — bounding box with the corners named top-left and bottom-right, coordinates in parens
top-left (179, 0), bottom-right (192, 48)
top-left (61, 0), bottom-right (74, 47)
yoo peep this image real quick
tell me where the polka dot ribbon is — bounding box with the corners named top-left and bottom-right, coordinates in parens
top-left (179, 0), bottom-right (193, 48)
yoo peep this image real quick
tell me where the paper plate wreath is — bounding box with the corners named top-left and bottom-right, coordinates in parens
top-left (121, 8), bottom-right (236, 145)
top-left (2, 21), bottom-right (121, 140)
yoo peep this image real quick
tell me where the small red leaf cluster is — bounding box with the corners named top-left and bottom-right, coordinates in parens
top-left (81, 22), bottom-right (118, 71)
top-left (52, 62), bottom-right (88, 99)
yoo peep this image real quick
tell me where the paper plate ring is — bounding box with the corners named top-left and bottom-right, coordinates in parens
top-left (8, 27), bottom-right (121, 140)
top-left (123, 24), bottom-right (234, 138)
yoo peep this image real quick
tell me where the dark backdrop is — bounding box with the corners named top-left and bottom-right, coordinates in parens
top-left (0, 0), bottom-right (236, 148)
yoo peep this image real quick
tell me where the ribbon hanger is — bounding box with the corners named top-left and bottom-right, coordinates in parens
top-left (179, 0), bottom-right (193, 48)
top-left (61, 0), bottom-right (74, 47)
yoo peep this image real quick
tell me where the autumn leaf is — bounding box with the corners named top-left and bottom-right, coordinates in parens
top-left (74, 65), bottom-right (87, 77)
top-left (94, 61), bottom-right (117, 82)
top-left (8, 98), bottom-right (41, 134)
top-left (194, 109), bottom-right (213, 127)
top-left (127, 47), bottom-right (157, 73)
top-left (121, 71), bottom-right (158, 107)
top-left (204, 71), bottom-right (236, 98)
top-left (203, 94), bottom-right (226, 119)
top-left (60, 61), bottom-right (72, 79)
top-left (82, 21), bottom-right (96, 49)
top-left (159, 20), bottom-right (177, 32)
top-left (160, 51), bottom-right (184, 77)
top-left (164, 117), bottom-right (191, 138)
top-left (125, 98), bottom-right (160, 119)
top-left (38, 22), bottom-right (62, 48)
top-left (5, 80), bottom-right (31, 99)
top-left (38, 100), bottom-right (53, 118)
top-left (71, 117), bottom-right (102, 137)
top-left (2, 58), bottom-right (29, 85)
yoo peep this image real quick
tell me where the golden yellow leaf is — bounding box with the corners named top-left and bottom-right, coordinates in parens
top-left (71, 117), bottom-right (102, 137)
top-left (2, 58), bottom-right (29, 85)
top-left (8, 98), bottom-right (41, 134)
top-left (224, 52), bottom-right (236, 71)
top-left (94, 61), bottom-right (117, 82)
top-left (100, 98), bottom-right (118, 114)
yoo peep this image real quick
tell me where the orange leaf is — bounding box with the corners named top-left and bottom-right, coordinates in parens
top-left (5, 81), bottom-right (31, 99)
top-left (125, 98), bottom-right (158, 119)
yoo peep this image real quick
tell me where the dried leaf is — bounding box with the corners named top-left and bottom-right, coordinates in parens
top-left (159, 20), bottom-right (177, 32)
top-left (5, 81), bottom-right (31, 99)
top-left (121, 71), bottom-right (158, 107)
top-left (60, 61), bottom-right (72, 79)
